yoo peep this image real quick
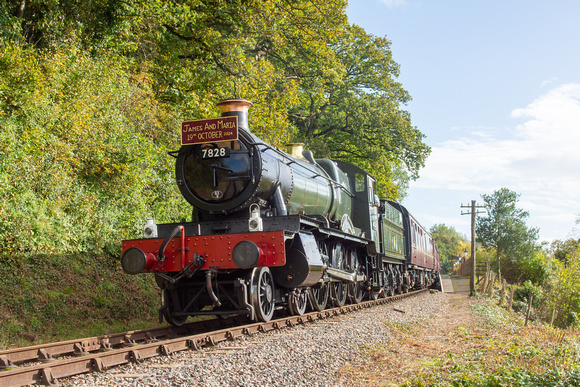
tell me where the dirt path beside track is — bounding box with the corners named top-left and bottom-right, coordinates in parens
top-left (339, 278), bottom-right (477, 386)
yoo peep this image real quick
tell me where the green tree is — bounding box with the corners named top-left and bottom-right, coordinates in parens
top-left (430, 224), bottom-right (468, 274)
top-left (545, 247), bottom-right (580, 327)
top-left (4, 0), bottom-right (429, 199)
top-left (2, 0), bottom-right (131, 47)
top-left (0, 42), bottom-right (188, 257)
top-left (124, 0), bottom-right (350, 146)
top-left (476, 188), bottom-right (539, 283)
top-left (550, 238), bottom-right (580, 265)
top-left (289, 24), bottom-right (430, 198)
top-left (501, 250), bottom-right (554, 285)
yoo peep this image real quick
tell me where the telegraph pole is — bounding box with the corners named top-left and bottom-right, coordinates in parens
top-left (461, 200), bottom-right (486, 296)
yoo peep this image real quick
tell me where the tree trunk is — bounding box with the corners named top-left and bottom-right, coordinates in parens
top-left (480, 268), bottom-right (488, 292)
top-left (486, 272), bottom-right (495, 295)
top-left (15, 0), bottom-right (26, 18)
top-left (550, 306), bottom-right (557, 326)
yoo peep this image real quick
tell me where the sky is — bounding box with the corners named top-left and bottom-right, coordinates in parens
top-left (347, 0), bottom-right (580, 243)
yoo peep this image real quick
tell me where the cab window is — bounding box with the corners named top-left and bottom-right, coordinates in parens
top-left (355, 173), bottom-right (365, 192)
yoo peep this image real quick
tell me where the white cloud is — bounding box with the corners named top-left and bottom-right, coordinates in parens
top-left (409, 83), bottom-right (580, 241)
top-left (379, 0), bottom-right (407, 8)
top-left (541, 77), bottom-right (560, 88)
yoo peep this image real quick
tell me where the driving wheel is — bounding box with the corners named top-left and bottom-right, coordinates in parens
top-left (309, 282), bottom-right (329, 311)
top-left (289, 289), bottom-right (308, 315)
top-left (250, 267), bottom-right (275, 322)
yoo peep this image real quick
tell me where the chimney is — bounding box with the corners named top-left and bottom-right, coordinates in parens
top-left (216, 99), bottom-right (253, 132)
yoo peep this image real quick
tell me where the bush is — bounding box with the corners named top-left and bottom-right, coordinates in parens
top-left (0, 42), bottom-right (189, 258)
top-left (513, 280), bottom-right (544, 308)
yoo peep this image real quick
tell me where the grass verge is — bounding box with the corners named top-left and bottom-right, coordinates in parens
top-left (340, 294), bottom-right (580, 386)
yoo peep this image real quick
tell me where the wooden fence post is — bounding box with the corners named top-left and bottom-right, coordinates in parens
top-left (480, 271), bottom-right (488, 293)
top-left (550, 306), bottom-right (557, 326)
top-left (525, 294), bottom-right (533, 327)
top-left (507, 285), bottom-right (514, 310)
top-left (486, 272), bottom-right (495, 295)
top-left (498, 279), bottom-right (506, 306)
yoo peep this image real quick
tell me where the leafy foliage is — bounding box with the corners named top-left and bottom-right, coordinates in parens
top-left (551, 238), bottom-right (580, 265)
top-left (544, 243), bottom-right (580, 328)
top-left (501, 250), bottom-right (555, 286)
top-left (477, 239), bottom-right (580, 329)
top-left (430, 223), bottom-right (468, 274)
top-left (0, 43), bottom-right (188, 256)
top-left (289, 24), bottom-right (430, 197)
top-left (513, 280), bottom-right (544, 307)
top-left (0, 0), bottom-right (432, 345)
top-left (476, 188), bottom-right (539, 282)
top-left (117, 0), bottom-right (351, 147)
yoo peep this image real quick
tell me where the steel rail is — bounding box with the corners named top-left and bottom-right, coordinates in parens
top-left (0, 317), bottom-right (246, 368)
top-left (0, 288), bottom-right (429, 387)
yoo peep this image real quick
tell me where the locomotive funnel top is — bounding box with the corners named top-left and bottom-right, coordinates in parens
top-left (216, 99), bottom-right (253, 132)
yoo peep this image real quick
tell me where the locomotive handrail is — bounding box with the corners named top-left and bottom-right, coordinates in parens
top-left (158, 225), bottom-right (184, 263)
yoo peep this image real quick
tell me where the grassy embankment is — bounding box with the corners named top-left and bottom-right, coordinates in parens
top-left (0, 253), bottom-right (161, 349)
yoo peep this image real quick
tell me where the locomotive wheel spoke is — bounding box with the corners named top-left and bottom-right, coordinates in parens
top-left (348, 263), bottom-right (364, 303)
top-left (378, 270), bottom-right (387, 299)
top-left (332, 281), bottom-right (347, 307)
top-left (289, 289), bottom-right (308, 316)
top-left (329, 243), bottom-right (348, 307)
top-left (163, 309), bottom-right (187, 327)
top-left (251, 267), bottom-right (275, 322)
top-left (309, 283), bottom-right (329, 312)
top-left (347, 250), bottom-right (365, 304)
top-left (387, 274), bottom-right (395, 297)
top-left (348, 281), bottom-right (364, 304)
top-left (386, 267), bottom-right (395, 297)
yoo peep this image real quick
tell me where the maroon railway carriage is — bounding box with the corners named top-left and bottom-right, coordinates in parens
top-left (389, 201), bottom-right (441, 288)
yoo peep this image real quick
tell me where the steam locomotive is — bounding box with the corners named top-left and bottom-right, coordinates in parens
top-left (120, 99), bottom-right (440, 326)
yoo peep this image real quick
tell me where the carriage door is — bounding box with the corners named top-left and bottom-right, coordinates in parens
top-left (367, 176), bottom-right (380, 245)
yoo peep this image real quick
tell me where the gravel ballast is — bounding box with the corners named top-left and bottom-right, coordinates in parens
top-left (62, 291), bottom-right (448, 386)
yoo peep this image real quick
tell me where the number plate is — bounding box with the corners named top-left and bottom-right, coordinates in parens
top-left (201, 147), bottom-right (231, 159)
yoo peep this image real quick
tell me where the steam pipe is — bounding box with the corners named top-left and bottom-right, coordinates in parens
top-left (206, 270), bottom-right (222, 307)
top-left (273, 185), bottom-right (288, 216)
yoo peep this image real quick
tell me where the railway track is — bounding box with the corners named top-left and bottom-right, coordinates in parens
top-left (1, 288), bottom-right (429, 387)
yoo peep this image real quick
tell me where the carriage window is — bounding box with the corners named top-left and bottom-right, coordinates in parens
top-left (355, 173), bottom-right (365, 192)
